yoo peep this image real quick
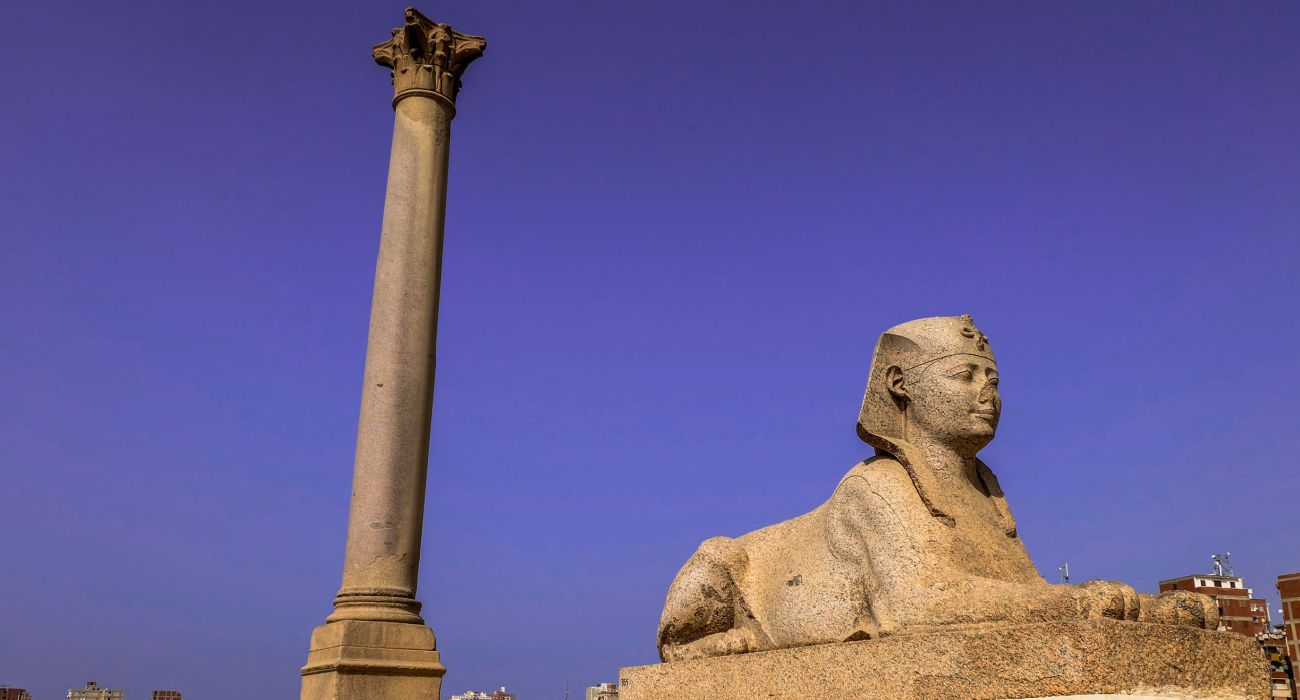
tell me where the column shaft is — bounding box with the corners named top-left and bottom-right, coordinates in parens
top-left (329, 93), bottom-right (453, 624)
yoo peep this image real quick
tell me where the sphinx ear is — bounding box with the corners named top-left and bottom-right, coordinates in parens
top-left (885, 365), bottom-right (908, 404)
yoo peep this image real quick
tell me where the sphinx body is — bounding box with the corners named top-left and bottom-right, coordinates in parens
top-left (657, 316), bottom-right (1216, 663)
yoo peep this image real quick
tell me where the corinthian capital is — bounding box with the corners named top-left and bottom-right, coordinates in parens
top-left (373, 7), bottom-right (486, 105)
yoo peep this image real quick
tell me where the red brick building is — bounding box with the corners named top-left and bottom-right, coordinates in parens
top-left (1159, 572), bottom-right (1271, 636)
top-left (1260, 628), bottom-right (1295, 699)
top-left (1277, 572), bottom-right (1300, 699)
top-left (0, 688), bottom-right (32, 700)
top-left (152, 691), bottom-right (183, 700)
top-left (1282, 574), bottom-right (1300, 670)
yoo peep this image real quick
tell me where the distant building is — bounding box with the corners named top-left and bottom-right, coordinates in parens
top-left (152, 691), bottom-right (182, 700)
top-left (1159, 571), bottom-right (1270, 636)
top-left (450, 689), bottom-right (515, 700)
top-left (68, 681), bottom-right (124, 700)
top-left (1259, 627), bottom-right (1295, 699)
top-left (0, 687), bottom-right (33, 700)
top-left (1279, 573), bottom-right (1300, 699)
top-left (1282, 574), bottom-right (1300, 670)
top-left (586, 682), bottom-right (618, 700)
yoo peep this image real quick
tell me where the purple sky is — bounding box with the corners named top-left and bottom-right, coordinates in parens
top-left (2, 1), bottom-right (1299, 698)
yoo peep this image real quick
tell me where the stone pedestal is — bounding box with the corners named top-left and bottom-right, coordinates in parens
top-left (619, 619), bottom-right (1270, 700)
top-left (302, 621), bottom-right (444, 699)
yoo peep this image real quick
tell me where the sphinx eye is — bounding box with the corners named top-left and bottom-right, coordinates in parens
top-left (989, 376), bottom-right (999, 387)
top-left (947, 369), bottom-right (974, 381)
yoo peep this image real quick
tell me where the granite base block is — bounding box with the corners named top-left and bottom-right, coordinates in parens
top-left (301, 619), bottom-right (445, 700)
top-left (619, 619), bottom-right (1269, 700)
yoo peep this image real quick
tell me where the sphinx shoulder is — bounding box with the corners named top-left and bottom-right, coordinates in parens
top-left (824, 456), bottom-right (928, 562)
top-left (833, 456), bottom-right (920, 506)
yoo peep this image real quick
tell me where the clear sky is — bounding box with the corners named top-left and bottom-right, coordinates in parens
top-left (2, 1), bottom-right (1298, 698)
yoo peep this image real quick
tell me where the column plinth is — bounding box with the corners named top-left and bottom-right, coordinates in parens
top-left (301, 8), bottom-right (484, 700)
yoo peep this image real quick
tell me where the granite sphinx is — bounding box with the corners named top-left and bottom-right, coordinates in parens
top-left (657, 315), bottom-right (1218, 663)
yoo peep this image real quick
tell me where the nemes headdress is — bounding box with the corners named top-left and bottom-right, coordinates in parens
top-left (857, 314), bottom-right (993, 444)
top-left (853, 315), bottom-right (1014, 534)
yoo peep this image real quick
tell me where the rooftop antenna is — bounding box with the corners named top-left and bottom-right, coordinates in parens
top-left (1059, 562), bottom-right (1070, 584)
top-left (564, 682), bottom-right (569, 700)
top-left (1211, 553), bottom-right (1223, 576)
top-left (1223, 551), bottom-right (1234, 576)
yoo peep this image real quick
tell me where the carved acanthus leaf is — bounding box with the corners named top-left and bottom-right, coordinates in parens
top-left (373, 7), bottom-right (486, 102)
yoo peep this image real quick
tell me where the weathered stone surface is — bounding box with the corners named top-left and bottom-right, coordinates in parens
top-left (301, 620), bottom-right (444, 700)
top-left (623, 619), bottom-right (1270, 700)
top-left (658, 316), bottom-right (1218, 663)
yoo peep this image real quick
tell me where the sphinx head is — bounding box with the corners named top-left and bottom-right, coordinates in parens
top-left (858, 315), bottom-right (999, 456)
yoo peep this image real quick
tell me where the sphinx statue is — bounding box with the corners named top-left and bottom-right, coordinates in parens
top-left (657, 315), bottom-right (1218, 662)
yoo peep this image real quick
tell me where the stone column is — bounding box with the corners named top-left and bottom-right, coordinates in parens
top-left (301, 8), bottom-right (484, 700)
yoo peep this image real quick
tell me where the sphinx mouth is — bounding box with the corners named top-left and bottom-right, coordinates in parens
top-left (972, 410), bottom-right (998, 419)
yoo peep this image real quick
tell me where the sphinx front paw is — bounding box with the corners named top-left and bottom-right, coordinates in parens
top-left (1079, 579), bottom-right (1140, 621)
top-left (1138, 591), bottom-right (1219, 630)
top-left (660, 628), bottom-right (761, 662)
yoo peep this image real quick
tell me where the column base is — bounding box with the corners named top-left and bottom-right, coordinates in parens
top-left (301, 620), bottom-right (445, 700)
top-left (327, 586), bottom-right (425, 624)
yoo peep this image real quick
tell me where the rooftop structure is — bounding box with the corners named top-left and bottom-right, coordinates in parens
top-left (450, 688), bottom-right (515, 700)
top-left (68, 681), bottom-right (124, 700)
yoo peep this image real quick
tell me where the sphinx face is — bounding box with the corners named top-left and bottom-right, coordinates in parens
top-left (906, 355), bottom-right (1000, 452)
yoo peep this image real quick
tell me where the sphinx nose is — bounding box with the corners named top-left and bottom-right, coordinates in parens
top-left (977, 382), bottom-right (997, 404)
